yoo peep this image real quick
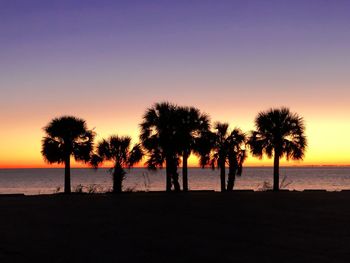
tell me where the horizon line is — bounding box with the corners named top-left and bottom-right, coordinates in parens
top-left (1, 164), bottom-right (350, 169)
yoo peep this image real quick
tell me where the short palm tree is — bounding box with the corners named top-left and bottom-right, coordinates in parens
top-left (91, 135), bottom-right (143, 193)
top-left (140, 102), bottom-right (182, 192)
top-left (209, 123), bottom-right (247, 192)
top-left (248, 107), bottom-right (307, 191)
top-left (41, 116), bottom-right (95, 194)
top-left (177, 106), bottom-right (210, 191)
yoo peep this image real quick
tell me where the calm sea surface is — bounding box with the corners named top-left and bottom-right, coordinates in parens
top-left (1, 167), bottom-right (350, 195)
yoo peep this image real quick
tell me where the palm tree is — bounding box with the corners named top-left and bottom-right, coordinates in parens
top-left (91, 135), bottom-right (143, 193)
top-left (226, 129), bottom-right (247, 191)
top-left (177, 106), bottom-right (210, 191)
top-left (41, 116), bottom-right (95, 194)
top-left (248, 107), bottom-right (307, 191)
top-left (140, 102), bottom-right (182, 192)
top-left (209, 123), bottom-right (247, 192)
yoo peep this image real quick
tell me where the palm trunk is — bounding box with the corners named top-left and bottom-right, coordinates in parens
top-left (172, 172), bottom-right (181, 192)
top-left (64, 154), bottom-right (71, 194)
top-left (273, 151), bottom-right (280, 191)
top-left (227, 167), bottom-right (236, 191)
top-left (112, 172), bottom-right (122, 194)
top-left (182, 152), bottom-right (189, 192)
top-left (171, 158), bottom-right (181, 192)
top-left (113, 164), bottom-right (124, 194)
top-left (220, 158), bottom-right (226, 192)
top-left (165, 158), bottom-right (172, 192)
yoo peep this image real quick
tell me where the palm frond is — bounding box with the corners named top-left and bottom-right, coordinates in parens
top-left (42, 116), bottom-right (94, 165)
top-left (41, 137), bottom-right (65, 164)
top-left (128, 144), bottom-right (144, 167)
top-left (249, 107), bottom-right (307, 161)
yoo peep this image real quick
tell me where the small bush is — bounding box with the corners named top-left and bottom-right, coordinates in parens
top-left (86, 184), bottom-right (100, 194)
top-left (73, 184), bottom-right (84, 193)
top-left (124, 186), bottom-right (136, 192)
top-left (257, 181), bottom-right (272, 191)
top-left (256, 175), bottom-right (293, 191)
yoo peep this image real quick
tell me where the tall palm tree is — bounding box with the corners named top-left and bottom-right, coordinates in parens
top-left (140, 102), bottom-right (182, 192)
top-left (41, 116), bottom-right (94, 194)
top-left (177, 106), bottom-right (210, 191)
top-left (209, 123), bottom-right (247, 192)
top-left (226, 129), bottom-right (247, 191)
top-left (91, 135), bottom-right (143, 193)
top-left (248, 107), bottom-right (307, 191)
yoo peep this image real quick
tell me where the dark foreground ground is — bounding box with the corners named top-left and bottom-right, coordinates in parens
top-left (1, 191), bottom-right (350, 262)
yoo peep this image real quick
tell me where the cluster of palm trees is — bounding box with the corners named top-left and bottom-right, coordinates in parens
top-left (42, 102), bottom-right (307, 194)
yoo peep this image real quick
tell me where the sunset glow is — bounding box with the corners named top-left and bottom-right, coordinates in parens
top-left (1, 1), bottom-right (349, 168)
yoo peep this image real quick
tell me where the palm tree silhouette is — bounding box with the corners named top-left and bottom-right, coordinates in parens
top-left (90, 135), bottom-right (143, 193)
top-left (177, 106), bottom-right (210, 191)
top-left (140, 102), bottom-right (182, 192)
top-left (248, 107), bottom-right (307, 191)
top-left (209, 123), bottom-right (247, 192)
top-left (226, 129), bottom-right (247, 191)
top-left (41, 116), bottom-right (95, 194)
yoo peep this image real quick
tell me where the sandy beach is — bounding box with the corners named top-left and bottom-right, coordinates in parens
top-left (1, 191), bottom-right (350, 262)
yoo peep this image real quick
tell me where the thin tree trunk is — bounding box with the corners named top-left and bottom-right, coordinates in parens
top-left (220, 158), bottom-right (226, 192)
top-left (182, 151), bottom-right (188, 192)
top-left (172, 157), bottom-right (181, 192)
top-left (172, 172), bottom-right (181, 192)
top-left (273, 151), bottom-right (280, 191)
top-left (112, 172), bottom-right (122, 193)
top-left (227, 167), bottom-right (236, 191)
top-left (113, 164), bottom-right (124, 193)
top-left (165, 158), bottom-right (172, 192)
top-left (64, 154), bottom-right (71, 194)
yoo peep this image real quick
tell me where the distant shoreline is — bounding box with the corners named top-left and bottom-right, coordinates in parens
top-left (1, 165), bottom-right (350, 170)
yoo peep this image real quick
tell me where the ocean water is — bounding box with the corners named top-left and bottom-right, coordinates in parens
top-left (1, 167), bottom-right (350, 195)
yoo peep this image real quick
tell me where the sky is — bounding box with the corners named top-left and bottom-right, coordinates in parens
top-left (0, 0), bottom-right (349, 168)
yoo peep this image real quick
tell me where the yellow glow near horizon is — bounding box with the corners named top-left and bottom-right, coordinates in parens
top-left (0, 107), bottom-right (349, 168)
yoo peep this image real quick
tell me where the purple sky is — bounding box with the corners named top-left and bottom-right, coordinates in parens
top-left (2, 1), bottom-right (350, 97)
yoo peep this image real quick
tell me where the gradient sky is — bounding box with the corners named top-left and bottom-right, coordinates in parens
top-left (1, 0), bottom-right (350, 168)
